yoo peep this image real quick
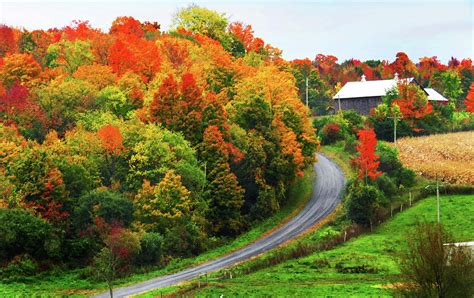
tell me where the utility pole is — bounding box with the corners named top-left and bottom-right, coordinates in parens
top-left (337, 95), bottom-right (341, 112)
top-left (305, 76), bottom-right (309, 108)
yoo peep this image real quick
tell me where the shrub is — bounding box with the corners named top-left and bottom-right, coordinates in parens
top-left (343, 134), bottom-right (357, 154)
top-left (320, 123), bottom-right (342, 145)
top-left (136, 232), bottom-right (163, 266)
top-left (0, 254), bottom-right (38, 281)
top-left (345, 181), bottom-right (385, 227)
top-left (397, 222), bottom-right (474, 297)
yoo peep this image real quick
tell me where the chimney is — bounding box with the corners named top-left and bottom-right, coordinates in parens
top-left (394, 72), bottom-right (399, 81)
top-left (361, 74), bottom-right (366, 82)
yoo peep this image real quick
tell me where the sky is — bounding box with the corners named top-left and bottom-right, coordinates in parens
top-left (1, 0), bottom-right (473, 63)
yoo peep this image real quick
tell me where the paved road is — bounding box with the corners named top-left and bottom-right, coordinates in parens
top-left (93, 153), bottom-right (345, 298)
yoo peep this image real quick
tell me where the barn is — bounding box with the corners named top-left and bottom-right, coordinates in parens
top-left (333, 74), bottom-right (448, 115)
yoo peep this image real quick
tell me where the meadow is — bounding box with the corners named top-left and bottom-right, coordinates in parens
top-left (157, 194), bottom-right (474, 297)
top-left (397, 131), bottom-right (474, 185)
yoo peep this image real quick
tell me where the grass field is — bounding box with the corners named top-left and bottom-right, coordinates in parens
top-left (161, 194), bottom-right (474, 297)
top-left (0, 167), bottom-right (316, 297)
top-left (397, 131), bottom-right (474, 185)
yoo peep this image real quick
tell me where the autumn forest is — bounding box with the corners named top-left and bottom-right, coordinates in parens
top-left (0, 5), bottom-right (473, 296)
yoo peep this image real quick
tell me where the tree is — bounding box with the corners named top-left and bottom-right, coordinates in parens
top-left (345, 181), bottom-right (384, 228)
top-left (37, 78), bottom-right (96, 135)
top-left (97, 124), bottom-right (125, 155)
top-left (393, 82), bottom-right (433, 131)
top-left (397, 222), bottom-right (474, 297)
top-left (0, 25), bottom-right (16, 56)
top-left (0, 83), bottom-right (46, 140)
top-left (108, 37), bottom-right (161, 81)
top-left (46, 39), bottom-right (94, 73)
top-left (389, 52), bottom-right (417, 78)
top-left (0, 53), bottom-right (41, 88)
top-left (109, 16), bottom-right (144, 38)
top-left (149, 73), bottom-right (181, 128)
top-left (353, 128), bottom-right (381, 182)
top-left (97, 124), bottom-right (125, 186)
top-left (172, 5), bottom-right (228, 43)
top-left (200, 125), bottom-right (244, 236)
top-left (73, 64), bottom-right (117, 90)
top-left (133, 171), bottom-right (192, 232)
top-left (72, 189), bottom-right (134, 235)
top-left (0, 208), bottom-right (60, 263)
top-left (465, 83), bottom-right (474, 113)
top-left (93, 224), bottom-right (140, 298)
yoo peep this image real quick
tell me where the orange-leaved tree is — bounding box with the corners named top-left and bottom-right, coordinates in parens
top-left (97, 124), bottom-right (125, 186)
top-left (353, 128), bottom-right (381, 183)
top-left (97, 124), bottom-right (124, 155)
top-left (393, 82), bottom-right (432, 132)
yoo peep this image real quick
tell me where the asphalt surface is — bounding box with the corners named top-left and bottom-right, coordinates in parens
top-left (93, 153), bottom-right (345, 298)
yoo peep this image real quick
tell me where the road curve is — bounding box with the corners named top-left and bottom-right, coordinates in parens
top-left (93, 153), bottom-right (345, 298)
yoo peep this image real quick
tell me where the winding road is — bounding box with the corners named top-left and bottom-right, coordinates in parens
top-left (93, 153), bottom-right (345, 298)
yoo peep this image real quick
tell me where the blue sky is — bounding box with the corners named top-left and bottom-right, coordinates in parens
top-left (1, 0), bottom-right (472, 63)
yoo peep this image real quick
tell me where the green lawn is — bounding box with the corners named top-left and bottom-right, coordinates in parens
top-left (162, 194), bottom-right (474, 297)
top-left (0, 167), bottom-right (315, 297)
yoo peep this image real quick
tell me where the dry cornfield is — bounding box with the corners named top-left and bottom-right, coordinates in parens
top-left (397, 131), bottom-right (474, 185)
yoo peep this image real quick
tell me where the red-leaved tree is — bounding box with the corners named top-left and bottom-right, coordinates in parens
top-left (465, 83), bottom-right (474, 113)
top-left (353, 128), bottom-right (381, 182)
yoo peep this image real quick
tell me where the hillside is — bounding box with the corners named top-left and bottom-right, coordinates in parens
top-left (163, 194), bottom-right (474, 297)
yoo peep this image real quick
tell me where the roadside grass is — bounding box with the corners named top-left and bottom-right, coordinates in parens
top-left (157, 194), bottom-right (474, 297)
top-left (319, 141), bottom-right (354, 179)
top-left (0, 167), bottom-right (316, 297)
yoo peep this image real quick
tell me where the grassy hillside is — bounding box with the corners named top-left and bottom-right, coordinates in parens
top-left (162, 194), bottom-right (474, 297)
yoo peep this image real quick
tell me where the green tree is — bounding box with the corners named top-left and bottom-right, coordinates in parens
top-left (200, 125), bottom-right (244, 236)
top-left (37, 78), bottom-right (97, 135)
top-left (0, 208), bottom-right (61, 262)
top-left (172, 5), bottom-right (228, 43)
top-left (46, 40), bottom-right (94, 73)
top-left (345, 181), bottom-right (385, 229)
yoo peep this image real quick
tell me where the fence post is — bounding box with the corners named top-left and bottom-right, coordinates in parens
top-left (344, 231), bottom-right (347, 242)
top-left (409, 191), bottom-right (412, 207)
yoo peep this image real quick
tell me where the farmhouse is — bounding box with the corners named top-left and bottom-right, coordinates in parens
top-left (333, 74), bottom-right (448, 115)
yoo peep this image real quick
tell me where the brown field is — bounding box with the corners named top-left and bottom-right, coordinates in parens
top-left (397, 131), bottom-right (474, 185)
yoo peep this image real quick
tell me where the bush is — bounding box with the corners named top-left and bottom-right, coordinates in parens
top-left (345, 181), bottom-right (385, 227)
top-left (343, 134), bottom-right (358, 154)
top-left (320, 123), bottom-right (342, 145)
top-left (0, 208), bottom-right (60, 262)
top-left (0, 254), bottom-right (38, 281)
top-left (163, 221), bottom-right (205, 257)
top-left (136, 232), bottom-right (163, 266)
top-left (397, 222), bottom-right (474, 297)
